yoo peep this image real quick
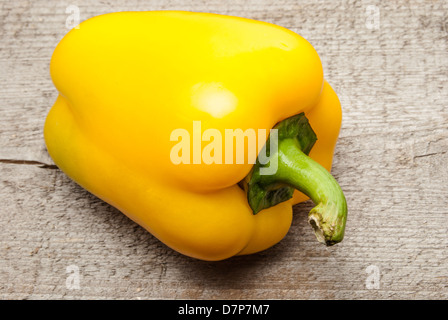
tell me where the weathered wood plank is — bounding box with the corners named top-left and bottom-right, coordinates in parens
top-left (1, 0), bottom-right (447, 299)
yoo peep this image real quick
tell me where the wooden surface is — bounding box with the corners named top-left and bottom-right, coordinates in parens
top-left (1, 0), bottom-right (447, 300)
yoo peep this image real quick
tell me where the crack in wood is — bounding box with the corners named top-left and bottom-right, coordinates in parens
top-left (0, 158), bottom-right (58, 169)
top-left (413, 152), bottom-right (445, 159)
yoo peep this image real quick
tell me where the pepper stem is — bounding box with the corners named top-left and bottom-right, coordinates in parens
top-left (241, 113), bottom-right (347, 246)
top-left (277, 138), bottom-right (347, 245)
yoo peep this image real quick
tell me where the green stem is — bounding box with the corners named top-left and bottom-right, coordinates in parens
top-left (277, 138), bottom-right (347, 245)
top-left (241, 113), bottom-right (347, 246)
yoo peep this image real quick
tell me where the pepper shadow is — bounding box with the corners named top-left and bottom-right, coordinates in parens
top-left (166, 201), bottom-right (315, 292)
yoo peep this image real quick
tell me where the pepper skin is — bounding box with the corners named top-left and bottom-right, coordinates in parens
top-left (44, 11), bottom-right (345, 261)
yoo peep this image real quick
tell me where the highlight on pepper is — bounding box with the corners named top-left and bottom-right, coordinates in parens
top-left (44, 11), bottom-right (347, 261)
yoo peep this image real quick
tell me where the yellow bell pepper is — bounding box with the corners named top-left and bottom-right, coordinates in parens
top-left (44, 11), bottom-right (347, 261)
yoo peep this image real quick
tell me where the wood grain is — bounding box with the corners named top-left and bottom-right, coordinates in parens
top-left (1, 0), bottom-right (447, 299)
